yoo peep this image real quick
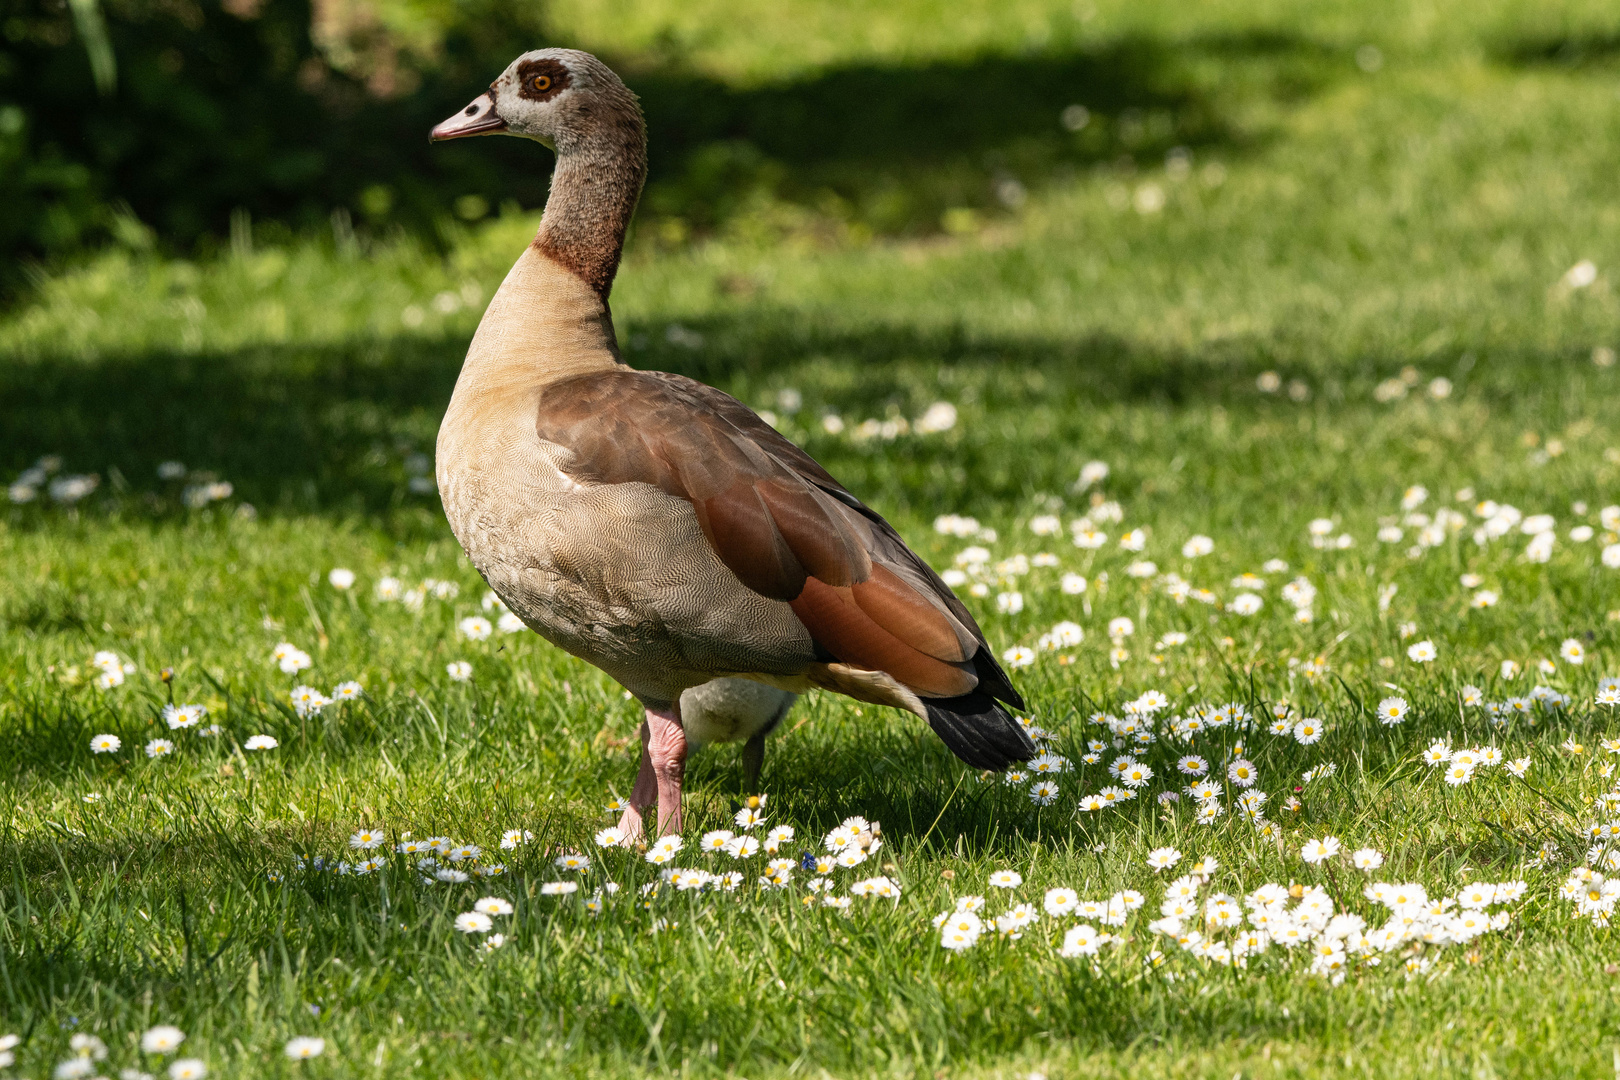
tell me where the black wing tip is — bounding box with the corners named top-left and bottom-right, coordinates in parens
top-left (970, 648), bottom-right (1027, 712)
top-left (923, 692), bottom-right (1037, 771)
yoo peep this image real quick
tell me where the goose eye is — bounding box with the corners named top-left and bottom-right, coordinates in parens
top-left (531, 75), bottom-right (551, 92)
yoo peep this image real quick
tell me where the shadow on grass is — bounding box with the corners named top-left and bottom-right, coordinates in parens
top-left (3, 289), bottom-right (1579, 528)
top-left (0, 307), bottom-right (1298, 522)
top-left (1493, 31), bottom-right (1620, 69)
top-left (622, 29), bottom-right (1345, 232)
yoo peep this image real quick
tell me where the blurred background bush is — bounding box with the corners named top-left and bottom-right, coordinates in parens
top-left (2, 0), bottom-right (553, 285)
top-left (0, 0), bottom-right (1242, 295)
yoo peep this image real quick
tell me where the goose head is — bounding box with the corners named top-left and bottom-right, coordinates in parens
top-left (430, 48), bottom-right (638, 152)
top-left (433, 49), bottom-right (646, 299)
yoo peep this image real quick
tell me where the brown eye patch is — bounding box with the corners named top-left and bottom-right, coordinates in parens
top-left (515, 58), bottom-right (570, 101)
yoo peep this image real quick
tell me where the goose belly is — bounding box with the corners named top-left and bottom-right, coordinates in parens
top-left (438, 447), bottom-right (816, 705)
top-left (681, 678), bottom-right (797, 747)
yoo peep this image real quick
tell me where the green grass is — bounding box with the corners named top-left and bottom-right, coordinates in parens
top-left (7, 0), bottom-right (1620, 1076)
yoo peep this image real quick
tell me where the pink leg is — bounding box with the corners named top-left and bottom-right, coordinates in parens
top-left (617, 706), bottom-right (687, 840)
top-left (615, 722), bottom-right (658, 843)
top-left (645, 704), bottom-right (687, 836)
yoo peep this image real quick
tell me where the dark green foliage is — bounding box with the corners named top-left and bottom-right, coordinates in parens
top-left (0, 0), bottom-right (553, 289)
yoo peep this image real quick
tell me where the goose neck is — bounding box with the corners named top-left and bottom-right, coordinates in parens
top-left (533, 114), bottom-right (647, 303)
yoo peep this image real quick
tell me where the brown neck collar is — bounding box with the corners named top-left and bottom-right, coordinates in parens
top-left (532, 102), bottom-right (647, 305)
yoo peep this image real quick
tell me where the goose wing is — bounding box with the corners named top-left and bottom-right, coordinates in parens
top-left (533, 368), bottom-right (1032, 767)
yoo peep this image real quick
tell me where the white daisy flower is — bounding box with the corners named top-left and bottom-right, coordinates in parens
top-left (454, 911), bottom-right (493, 933)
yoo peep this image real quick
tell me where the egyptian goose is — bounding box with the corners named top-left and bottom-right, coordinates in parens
top-left (430, 49), bottom-right (1034, 839)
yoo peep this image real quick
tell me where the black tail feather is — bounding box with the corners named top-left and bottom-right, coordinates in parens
top-left (923, 690), bottom-right (1037, 770)
top-left (968, 647), bottom-right (1025, 713)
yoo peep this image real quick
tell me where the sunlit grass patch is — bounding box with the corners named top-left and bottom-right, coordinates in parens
top-left (7, 0), bottom-right (1620, 1076)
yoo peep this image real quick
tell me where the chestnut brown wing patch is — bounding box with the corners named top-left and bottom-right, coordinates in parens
top-left (535, 369), bottom-right (1015, 705)
top-left (851, 564), bottom-right (969, 662)
top-left (789, 578), bottom-right (976, 698)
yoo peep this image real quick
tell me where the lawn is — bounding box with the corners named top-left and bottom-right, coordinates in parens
top-left (5, 0), bottom-right (1620, 1076)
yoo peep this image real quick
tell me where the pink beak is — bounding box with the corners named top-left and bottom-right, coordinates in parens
top-left (431, 92), bottom-right (507, 141)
